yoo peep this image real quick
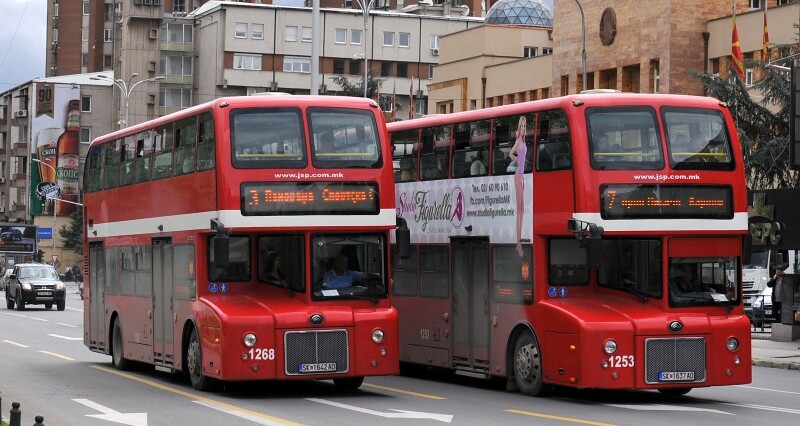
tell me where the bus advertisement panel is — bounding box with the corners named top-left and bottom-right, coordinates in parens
top-left (390, 92), bottom-right (750, 397)
top-left (83, 95), bottom-right (402, 391)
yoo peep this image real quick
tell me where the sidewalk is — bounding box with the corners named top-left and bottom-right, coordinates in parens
top-left (751, 326), bottom-right (800, 370)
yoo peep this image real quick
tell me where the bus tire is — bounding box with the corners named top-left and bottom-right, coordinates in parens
top-left (333, 376), bottom-right (364, 391)
top-left (187, 327), bottom-right (214, 391)
top-left (112, 319), bottom-right (131, 371)
top-left (513, 331), bottom-right (550, 397)
top-left (658, 387), bottom-right (692, 396)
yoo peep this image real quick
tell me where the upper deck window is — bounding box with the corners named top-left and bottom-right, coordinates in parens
top-left (310, 107), bottom-right (381, 169)
top-left (231, 108), bottom-right (307, 169)
top-left (587, 106), bottom-right (664, 170)
top-left (663, 107), bottom-right (734, 171)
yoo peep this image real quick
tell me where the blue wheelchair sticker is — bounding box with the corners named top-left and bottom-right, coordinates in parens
top-left (208, 283), bottom-right (218, 293)
top-left (548, 287), bottom-right (558, 298)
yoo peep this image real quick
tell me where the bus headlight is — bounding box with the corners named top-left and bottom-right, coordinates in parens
top-left (243, 333), bottom-right (257, 348)
top-left (603, 339), bottom-right (618, 355)
top-left (372, 329), bottom-right (385, 344)
top-left (726, 337), bottom-right (739, 352)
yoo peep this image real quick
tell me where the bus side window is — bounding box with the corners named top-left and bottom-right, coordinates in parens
top-left (197, 112), bottom-right (216, 171)
top-left (174, 117), bottom-right (197, 176)
top-left (135, 130), bottom-right (153, 184)
top-left (153, 125), bottom-right (173, 180)
top-left (119, 135), bottom-right (135, 186)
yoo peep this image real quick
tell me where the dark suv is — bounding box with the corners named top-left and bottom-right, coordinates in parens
top-left (5, 263), bottom-right (66, 311)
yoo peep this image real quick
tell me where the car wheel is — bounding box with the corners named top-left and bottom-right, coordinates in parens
top-left (513, 330), bottom-right (551, 397)
top-left (186, 327), bottom-right (215, 391)
top-left (45, 302), bottom-right (53, 310)
top-left (15, 291), bottom-right (25, 311)
top-left (57, 299), bottom-right (65, 311)
top-left (112, 319), bottom-right (131, 371)
top-left (6, 290), bottom-right (14, 309)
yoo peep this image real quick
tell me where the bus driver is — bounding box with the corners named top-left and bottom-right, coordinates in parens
top-left (322, 253), bottom-right (380, 289)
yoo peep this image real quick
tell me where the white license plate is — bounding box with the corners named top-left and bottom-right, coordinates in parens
top-left (658, 371), bottom-right (694, 381)
top-left (298, 363), bottom-right (337, 373)
top-left (37, 291), bottom-right (52, 296)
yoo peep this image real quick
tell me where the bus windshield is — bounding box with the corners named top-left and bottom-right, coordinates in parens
top-left (597, 239), bottom-right (663, 299)
top-left (312, 234), bottom-right (387, 300)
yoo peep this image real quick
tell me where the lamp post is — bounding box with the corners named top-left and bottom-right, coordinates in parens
top-left (31, 158), bottom-right (57, 256)
top-left (574, 0), bottom-right (587, 92)
top-left (356, 0), bottom-right (375, 98)
top-left (91, 73), bottom-right (165, 128)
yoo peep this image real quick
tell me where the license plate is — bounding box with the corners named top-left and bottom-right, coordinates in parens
top-left (298, 363), bottom-right (337, 373)
top-left (37, 291), bottom-right (52, 296)
top-left (658, 371), bottom-right (694, 381)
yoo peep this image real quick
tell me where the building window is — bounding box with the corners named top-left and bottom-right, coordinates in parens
top-left (160, 87), bottom-right (193, 109)
top-left (428, 64), bottom-right (435, 79)
top-left (83, 1), bottom-right (90, 15)
top-left (252, 24), bottom-right (264, 40)
top-left (285, 26), bottom-right (298, 42)
top-left (284, 56), bottom-right (311, 73)
top-left (335, 28), bottom-right (347, 44)
top-left (399, 32), bottom-right (410, 48)
top-left (82, 28), bottom-right (89, 42)
top-left (333, 58), bottom-right (345, 74)
top-left (161, 23), bottom-right (193, 43)
top-left (543, 47), bottom-right (553, 55)
top-left (80, 128), bottom-right (91, 144)
top-left (383, 31), bottom-right (395, 47)
top-left (81, 53), bottom-right (89, 67)
top-left (103, 29), bottom-right (113, 42)
top-left (81, 96), bottom-right (92, 112)
top-left (235, 22), bottom-right (247, 38)
top-left (430, 35), bottom-right (440, 49)
top-left (103, 55), bottom-right (113, 68)
top-left (164, 55), bottom-right (193, 76)
top-left (351, 29), bottom-right (362, 45)
top-left (524, 46), bottom-right (537, 57)
top-left (233, 53), bottom-right (262, 70)
top-left (397, 62), bottom-right (408, 78)
top-left (301, 27), bottom-right (312, 42)
top-left (652, 60), bottom-right (660, 93)
top-left (174, 0), bottom-right (186, 13)
top-left (381, 62), bottom-right (393, 77)
top-left (349, 59), bottom-right (360, 75)
top-left (746, 68), bottom-right (754, 86)
top-left (749, 0), bottom-right (761, 10)
top-left (778, 0), bottom-right (789, 5)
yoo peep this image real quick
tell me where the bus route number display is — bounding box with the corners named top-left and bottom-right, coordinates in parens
top-left (601, 184), bottom-right (733, 219)
top-left (242, 181), bottom-right (378, 215)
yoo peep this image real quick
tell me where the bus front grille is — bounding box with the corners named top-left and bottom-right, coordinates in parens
top-left (643, 337), bottom-right (706, 384)
top-left (284, 329), bottom-right (349, 375)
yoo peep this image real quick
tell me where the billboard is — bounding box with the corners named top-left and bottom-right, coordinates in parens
top-left (29, 82), bottom-right (81, 217)
top-left (0, 224), bottom-right (37, 254)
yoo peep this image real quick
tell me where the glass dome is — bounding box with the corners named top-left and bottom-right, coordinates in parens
top-left (485, 0), bottom-right (554, 27)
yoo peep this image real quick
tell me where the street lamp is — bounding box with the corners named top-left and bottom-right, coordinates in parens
top-left (91, 73), bottom-right (165, 128)
top-left (356, 0), bottom-right (375, 98)
top-left (31, 158), bottom-right (57, 256)
top-left (574, 0), bottom-right (587, 92)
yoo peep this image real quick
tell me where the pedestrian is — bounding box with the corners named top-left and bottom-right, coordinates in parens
top-left (767, 263), bottom-right (787, 323)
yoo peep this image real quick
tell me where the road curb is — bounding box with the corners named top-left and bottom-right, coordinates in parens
top-left (752, 358), bottom-right (800, 370)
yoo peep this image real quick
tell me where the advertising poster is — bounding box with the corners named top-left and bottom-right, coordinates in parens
top-left (30, 83), bottom-right (81, 217)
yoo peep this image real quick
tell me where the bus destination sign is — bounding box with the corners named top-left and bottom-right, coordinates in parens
top-left (242, 181), bottom-right (378, 215)
top-left (601, 184), bottom-right (733, 219)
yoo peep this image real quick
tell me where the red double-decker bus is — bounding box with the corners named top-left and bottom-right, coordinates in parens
top-left (388, 92), bottom-right (751, 396)
top-left (83, 95), bottom-right (406, 391)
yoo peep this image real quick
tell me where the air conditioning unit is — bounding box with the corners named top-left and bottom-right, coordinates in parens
top-left (149, 29), bottom-right (158, 39)
top-left (431, 48), bottom-right (440, 56)
top-left (14, 110), bottom-right (27, 118)
top-left (147, 94), bottom-right (156, 105)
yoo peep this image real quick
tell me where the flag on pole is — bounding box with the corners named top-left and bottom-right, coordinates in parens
top-left (390, 82), bottom-right (396, 122)
top-left (408, 79), bottom-right (415, 120)
top-left (731, 4), bottom-right (745, 80)
top-left (763, 1), bottom-right (770, 61)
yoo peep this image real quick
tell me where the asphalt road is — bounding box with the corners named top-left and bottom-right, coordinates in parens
top-left (1, 289), bottom-right (799, 426)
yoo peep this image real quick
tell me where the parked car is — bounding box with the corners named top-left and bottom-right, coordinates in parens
top-left (751, 286), bottom-right (774, 328)
top-left (0, 228), bottom-right (22, 242)
top-left (5, 263), bottom-right (66, 311)
top-left (0, 268), bottom-right (13, 291)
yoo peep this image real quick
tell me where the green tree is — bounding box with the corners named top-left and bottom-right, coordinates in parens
top-left (329, 70), bottom-right (385, 99)
top-left (59, 208), bottom-right (83, 255)
top-left (693, 49), bottom-right (798, 189)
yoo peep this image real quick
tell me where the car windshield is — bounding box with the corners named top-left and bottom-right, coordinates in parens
top-left (18, 267), bottom-right (58, 280)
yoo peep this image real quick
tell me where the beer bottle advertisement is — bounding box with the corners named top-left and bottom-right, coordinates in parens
top-left (56, 99), bottom-right (81, 216)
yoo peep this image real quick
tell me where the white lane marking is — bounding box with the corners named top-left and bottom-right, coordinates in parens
top-left (306, 398), bottom-right (454, 423)
top-left (606, 404), bottom-right (733, 415)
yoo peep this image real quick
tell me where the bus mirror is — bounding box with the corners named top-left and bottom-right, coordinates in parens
top-left (213, 235), bottom-right (230, 269)
top-left (396, 217), bottom-right (411, 259)
top-left (586, 235), bottom-right (603, 268)
top-left (567, 219), bottom-right (578, 233)
top-left (742, 234), bottom-right (752, 266)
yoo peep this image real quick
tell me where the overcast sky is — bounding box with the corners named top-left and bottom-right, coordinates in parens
top-left (0, 0), bottom-right (46, 93)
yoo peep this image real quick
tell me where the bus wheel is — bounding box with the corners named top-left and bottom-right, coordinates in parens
top-left (658, 387), bottom-right (692, 396)
top-left (187, 328), bottom-right (214, 391)
top-left (112, 319), bottom-right (131, 371)
top-left (513, 331), bottom-right (550, 397)
top-left (333, 376), bottom-right (364, 391)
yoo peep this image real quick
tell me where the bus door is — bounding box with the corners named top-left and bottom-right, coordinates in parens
top-left (451, 237), bottom-right (490, 371)
top-left (152, 238), bottom-right (175, 370)
top-left (87, 243), bottom-right (106, 351)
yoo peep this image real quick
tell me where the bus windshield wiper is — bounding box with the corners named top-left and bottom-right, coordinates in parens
top-left (620, 281), bottom-right (650, 302)
top-left (267, 278), bottom-right (296, 297)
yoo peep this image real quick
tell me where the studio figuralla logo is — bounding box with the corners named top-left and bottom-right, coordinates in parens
top-left (398, 186), bottom-right (465, 231)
